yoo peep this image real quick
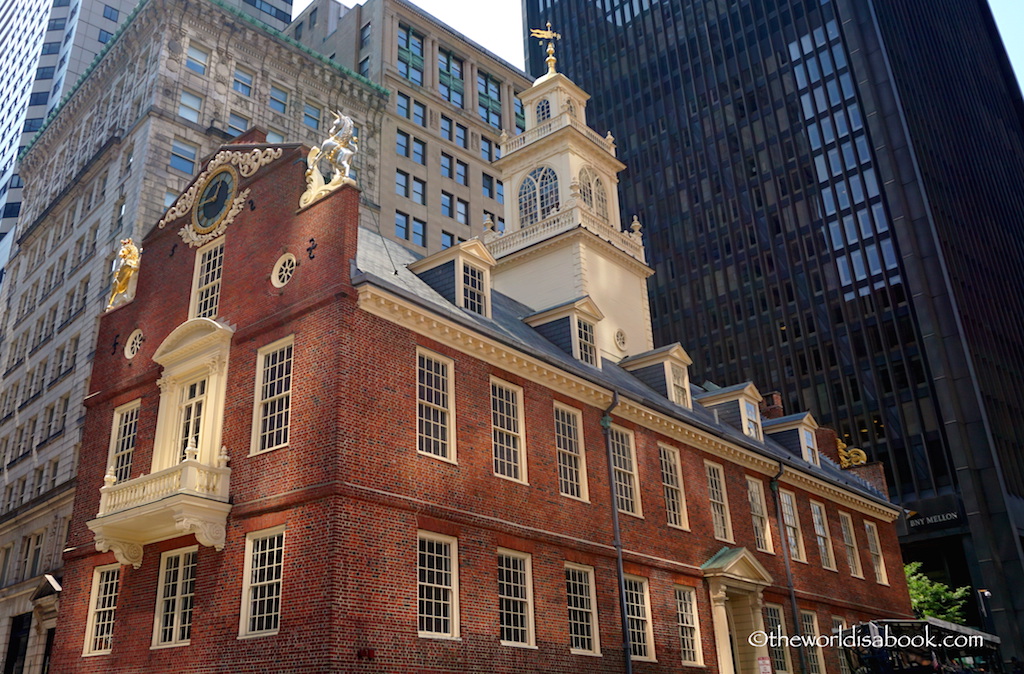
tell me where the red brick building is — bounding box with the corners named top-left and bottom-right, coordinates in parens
top-left (53, 67), bottom-right (912, 674)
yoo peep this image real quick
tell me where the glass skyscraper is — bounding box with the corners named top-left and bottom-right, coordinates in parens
top-left (526, 0), bottom-right (1024, 655)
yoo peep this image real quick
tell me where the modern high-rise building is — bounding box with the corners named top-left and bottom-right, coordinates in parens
top-left (0, 0), bottom-right (383, 669)
top-left (0, 0), bottom-right (293, 271)
top-left (288, 0), bottom-right (531, 252)
top-left (525, 0), bottom-right (1024, 657)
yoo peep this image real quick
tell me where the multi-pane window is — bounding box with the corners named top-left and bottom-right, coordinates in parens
top-left (412, 177), bottom-right (426, 205)
top-left (536, 99), bottom-right (551, 121)
top-left (359, 22), bottom-right (371, 47)
top-left (417, 350), bottom-right (453, 461)
top-left (864, 521), bottom-right (888, 584)
top-left (240, 528), bottom-right (284, 636)
top-left (396, 170), bottom-right (409, 197)
top-left (706, 462), bottom-right (732, 540)
top-left (455, 198), bottom-right (468, 224)
top-left (565, 563), bottom-right (599, 654)
top-left (518, 167), bottom-right (559, 226)
top-left (481, 137), bottom-right (498, 162)
top-left (438, 50), bottom-right (463, 107)
top-left (109, 401), bottom-right (140, 483)
top-left (455, 160), bottom-right (467, 185)
top-left (477, 71), bottom-right (502, 128)
top-left (441, 192), bottom-right (454, 218)
top-left (675, 586), bottom-right (702, 665)
top-left (440, 153), bottom-right (453, 178)
top-left (395, 211), bottom-right (409, 240)
top-left (454, 122), bottom-right (467, 148)
top-left (177, 378), bottom-right (207, 461)
top-left (154, 548), bottom-right (197, 647)
top-left (743, 399), bottom-right (762, 439)
top-left (482, 173), bottom-right (496, 199)
top-left (801, 611), bottom-right (824, 674)
top-left (659, 445), bottom-right (688, 528)
top-left (747, 477), bottom-right (773, 552)
top-left (554, 405), bottom-right (587, 500)
top-left (810, 501), bottom-right (836, 569)
top-left (86, 565), bottom-right (120, 654)
top-left (670, 364), bottom-right (689, 407)
top-left (833, 617), bottom-right (852, 674)
top-left (498, 550), bottom-right (533, 646)
top-left (303, 103), bottom-right (321, 130)
top-left (413, 101), bottom-right (426, 126)
top-left (103, 5), bottom-right (119, 21)
top-left (185, 44), bottom-right (208, 75)
top-left (170, 139), bottom-right (197, 174)
top-left (624, 576), bottom-right (654, 660)
top-left (398, 93), bottom-right (411, 119)
top-left (764, 604), bottom-right (791, 672)
top-left (576, 319), bottom-right (597, 366)
top-left (780, 490), bottom-right (805, 561)
top-left (254, 338), bottom-right (293, 453)
top-left (838, 512), bottom-right (862, 577)
top-left (233, 67), bottom-right (253, 96)
top-left (191, 240), bottom-right (224, 319)
top-left (178, 90), bottom-right (202, 122)
top-left (269, 86), bottom-right (288, 113)
top-left (418, 532), bottom-right (458, 637)
top-left (227, 112), bottom-right (250, 137)
top-left (462, 263), bottom-right (486, 315)
top-left (515, 97), bottom-right (525, 134)
top-left (412, 138), bottom-right (426, 165)
top-left (21, 532), bottom-right (43, 578)
top-left (609, 427), bottom-right (640, 515)
top-left (411, 219), bottom-right (426, 247)
top-left (491, 380), bottom-right (525, 481)
top-left (397, 24), bottom-right (424, 85)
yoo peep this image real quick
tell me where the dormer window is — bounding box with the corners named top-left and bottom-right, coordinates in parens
top-left (525, 297), bottom-right (604, 369)
top-left (536, 99), bottom-right (551, 121)
top-left (670, 364), bottom-right (689, 407)
top-left (802, 428), bottom-right (820, 466)
top-left (462, 262), bottom-right (487, 315)
top-left (577, 318), bottom-right (597, 366)
top-left (408, 240), bottom-right (496, 319)
top-left (743, 399), bottom-right (762, 440)
top-left (518, 167), bottom-right (559, 226)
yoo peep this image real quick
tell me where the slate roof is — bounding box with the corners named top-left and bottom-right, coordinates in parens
top-left (351, 227), bottom-right (893, 508)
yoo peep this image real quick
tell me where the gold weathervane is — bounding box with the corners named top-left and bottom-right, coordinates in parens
top-left (531, 22), bottom-right (562, 75)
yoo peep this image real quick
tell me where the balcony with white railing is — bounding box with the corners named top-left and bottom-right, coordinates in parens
top-left (500, 112), bottom-right (617, 158)
top-left (87, 441), bottom-right (231, 568)
top-left (486, 205), bottom-right (646, 263)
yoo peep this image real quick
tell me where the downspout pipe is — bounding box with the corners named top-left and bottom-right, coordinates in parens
top-left (601, 391), bottom-right (632, 674)
top-left (770, 464), bottom-right (809, 674)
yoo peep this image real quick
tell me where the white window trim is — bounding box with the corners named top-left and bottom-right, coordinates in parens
top-left (810, 500), bottom-right (838, 571)
top-left (800, 610), bottom-right (825, 674)
top-left (764, 603), bottom-right (793, 673)
top-left (674, 584), bottom-right (704, 666)
top-left (416, 347), bottom-right (457, 464)
top-left (497, 548), bottom-right (536, 648)
top-left (864, 521), bottom-right (889, 585)
top-left (705, 460), bottom-right (733, 542)
top-left (838, 511), bottom-right (864, 578)
top-left (151, 545), bottom-right (199, 649)
top-left (249, 335), bottom-right (294, 456)
top-left (624, 574), bottom-right (656, 662)
top-left (658, 444), bottom-right (689, 530)
top-left (417, 530), bottom-right (460, 640)
top-left (458, 260), bottom-right (490, 317)
top-left (564, 562), bottom-right (600, 656)
top-left (106, 399), bottom-right (141, 483)
top-left (802, 427), bottom-right (820, 466)
top-left (667, 362), bottom-right (690, 408)
top-left (83, 563), bottom-right (120, 656)
top-left (553, 402), bottom-right (589, 502)
top-left (746, 476), bottom-right (774, 553)
top-left (573, 316), bottom-right (599, 368)
top-left (609, 425), bottom-right (643, 518)
top-left (490, 377), bottom-right (528, 484)
top-left (151, 319), bottom-right (233, 472)
top-left (780, 489), bottom-right (806, 563)
top-left (238, 525), bottom-right (285, 639)
top-left (188, 237), bottom-right (225, 320)
top-left (742, 399), bottom-right (763, 440)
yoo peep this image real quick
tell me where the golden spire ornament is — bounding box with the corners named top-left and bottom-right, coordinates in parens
top-left (530, 22), bottom-right (562, 74)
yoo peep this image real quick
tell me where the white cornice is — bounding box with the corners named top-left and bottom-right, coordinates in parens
top-left (355, 283), bottom-right (900, 521)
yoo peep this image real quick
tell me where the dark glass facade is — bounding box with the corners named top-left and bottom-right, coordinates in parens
top-left (526, 0), bottom-right (1024, 655)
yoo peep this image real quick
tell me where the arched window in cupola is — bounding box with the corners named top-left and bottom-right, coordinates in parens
top-left (518, 167), bottom-right (560, 226)
top-left (536, 99), bottom-right (551, 122)
top-left (578, 167), bottom-right (609, 219)
top-left (566, 99), bottom-right (577, 119)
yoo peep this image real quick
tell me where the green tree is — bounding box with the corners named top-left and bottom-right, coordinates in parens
top-left (905, 562), bottom-right (970, 624)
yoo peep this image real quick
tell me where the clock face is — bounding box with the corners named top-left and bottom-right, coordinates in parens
top-left (194, 168), bottom-right (236, 234)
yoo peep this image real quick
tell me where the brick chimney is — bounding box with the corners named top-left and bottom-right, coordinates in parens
top-left (816, 427), bottom-right (840, 464)
top-left (760, 391), bottom-right (785, 420)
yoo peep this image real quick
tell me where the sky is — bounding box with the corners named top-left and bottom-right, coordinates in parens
top-left (291, 0), bottom-right (1024, 87)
